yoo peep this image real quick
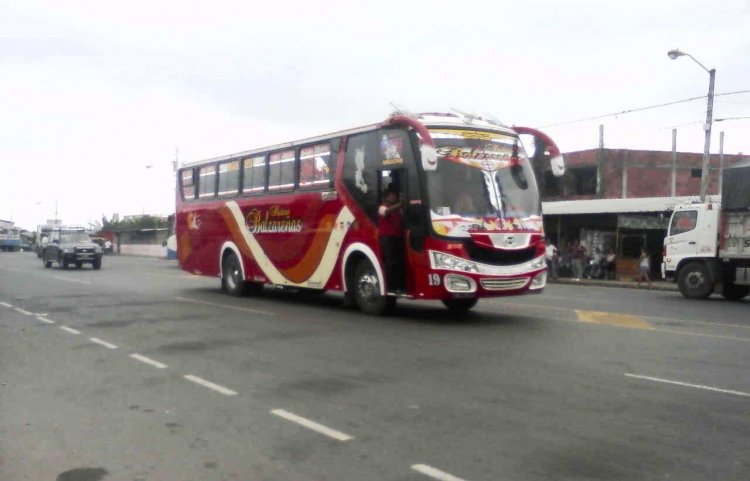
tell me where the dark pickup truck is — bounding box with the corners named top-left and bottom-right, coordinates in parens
top-left (42, 227), bottom-right (103, 270)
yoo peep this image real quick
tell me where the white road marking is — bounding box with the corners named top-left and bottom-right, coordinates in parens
top-left (183, 375), bottom-right (238, 396)
top-left (14, 307), bottom-right (33, 316)
top-left (129, 353), bottom-right (168, 369)
top-left (652, 328), bottom-right (750, 343)
top-left (270, 409), bottom-right (353, 441)
top-left (174, 296), bottom-right (274, 316)
top-left (59, 325), bottom-right (81, 335)
top-left (411, 464), bottom-right (469, 481)
top-left (90, 337), bottom-right (118, 349)
top-left (51, 276), bottom-right (92, 285)
top-left (0, 301), bottom-right (13, 308)
top-left (36, 316), bottom-right (55, 324)
top-left (625, 373), bottom-right (750, 398)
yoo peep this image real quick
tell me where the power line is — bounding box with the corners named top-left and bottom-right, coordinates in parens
top-left (539, 89), bottom-right (750, 129)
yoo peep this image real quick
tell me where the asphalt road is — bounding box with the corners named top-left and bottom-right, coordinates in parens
top-left (1, 252), bottom-right (748, 481)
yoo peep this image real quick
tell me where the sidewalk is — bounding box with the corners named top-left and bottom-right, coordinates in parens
top-left (548, 276), bottom-right (678, 291)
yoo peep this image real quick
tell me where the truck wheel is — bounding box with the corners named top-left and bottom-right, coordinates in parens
top-left (721, 283), bottom-right (748, 301)
top-left (59, 256), bottom-right (68, 270)
top-left (677, 262), bottom-right (713, 299)
top-left (442, 298), bottom-right (478, 313)
top-left (353, 261), bottom-right (395, 315)
top-left (43, 258), bottom-right (52, 268)
top-left (92, 258), bottom-right (102, 270)
top-left (75, 261), bottom-right (83, 269)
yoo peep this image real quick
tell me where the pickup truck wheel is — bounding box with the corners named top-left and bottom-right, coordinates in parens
top-left (677, 262), bottom-right (713, 299)
top-left (43, 258), bottom-right (52, 268)
top-left (59, 256), bottom-right (68, 270)
top-left (75, 261), bottom-right (83, 269)
top-left (92, 258), bottom-right (101, 270)
top-left (721, 283), bottom-right (749, 301)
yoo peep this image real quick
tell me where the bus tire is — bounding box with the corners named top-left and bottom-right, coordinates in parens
top-left (721, 282), bottom-right (748, 301)
top-left (222, 252), bottom-right (248, 297)
top-left (677, 262), bottom-right (713, 299)
top-left (442, 298), bottom-right (478, 312)
top-left (353, 261), bottom-right (394, 315)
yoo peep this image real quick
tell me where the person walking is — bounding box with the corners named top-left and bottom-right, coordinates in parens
top-left (637, 247), bottom-right (652, 289)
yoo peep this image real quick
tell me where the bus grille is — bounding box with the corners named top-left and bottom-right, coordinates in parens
top-left (465, 243), bottom-right (537, 266)
top-left (480, 278), bottom-right (528, 291)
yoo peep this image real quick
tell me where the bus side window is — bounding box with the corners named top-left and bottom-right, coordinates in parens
top-left (268, 149), bottom-right (295, 191)
top-left (243, 155), bottom-right (266, 194)
top-left (181, 169), bottom-right (196, 200)
top-left (198, 165), bottom-right (218, 199)
top-left (218, 160), bottom-right (240, 197)
top-left (299, 143), bottom-right (332, 189)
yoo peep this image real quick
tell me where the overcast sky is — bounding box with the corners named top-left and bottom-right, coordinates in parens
top-left (2, 0), bottom-right (748, 230)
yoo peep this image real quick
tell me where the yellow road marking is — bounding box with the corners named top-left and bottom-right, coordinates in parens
top-left (576, 309), bottom-right (654, 330)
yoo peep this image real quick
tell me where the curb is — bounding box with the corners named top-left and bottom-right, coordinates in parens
top-left (549, 278), bottom-right (678, 291)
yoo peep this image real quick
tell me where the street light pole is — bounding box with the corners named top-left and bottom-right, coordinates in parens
top-left (667, 49), bottom-right (716, 201)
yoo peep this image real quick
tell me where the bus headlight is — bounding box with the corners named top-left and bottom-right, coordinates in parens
top-left (431, 251), bottom-right (478, 273)
top-left (530, 256), bottom-right (546, 270)
top-left (529, 271), bottom-right (547, 290)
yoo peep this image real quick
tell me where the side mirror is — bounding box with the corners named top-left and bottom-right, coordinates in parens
top-left (513, 126), bottom-right (565, 177)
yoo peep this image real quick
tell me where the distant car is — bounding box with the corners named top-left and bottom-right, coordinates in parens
top-left (42, 227), bottom-right (103, 270)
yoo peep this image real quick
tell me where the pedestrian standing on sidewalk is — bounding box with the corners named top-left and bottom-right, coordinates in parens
top-left (545, 239), bottom-right (558, 279)
top-left (571, 240), bottom-right (585, 280)
top-left (637, 247), bottom-right (652, 289)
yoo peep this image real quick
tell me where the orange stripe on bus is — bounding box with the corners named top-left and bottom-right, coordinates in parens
top-left (278, 213), bottom-right (337, 283)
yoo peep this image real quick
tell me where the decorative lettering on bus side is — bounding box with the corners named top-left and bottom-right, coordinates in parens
top-left (245, 206), bottom-right (304, 234)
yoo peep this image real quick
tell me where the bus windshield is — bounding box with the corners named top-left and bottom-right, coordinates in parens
top-left (425, 128), bottom-right (540, 237)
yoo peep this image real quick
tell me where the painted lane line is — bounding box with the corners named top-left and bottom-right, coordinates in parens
top-left (36, 316), bottom-right (55, 324)
top-left (625, 373), bottom-right (750, 398)
top-left (51, 276), bottom-right (92, 285)
top-left (14, 307), bottom-right (33, 316)
top-left (59, 326), bottom-right (81, 335)
top-left (0, 301), bottom-right (13, 308)
top-left (270, 409), bottom-right (353, 441)
top-left (89, 337), bottom-right (118, 349)
top-left (174, 296), bottom-right (274, 316)
top-left (129, 353), bottom-right (168, 369)
top-left (411, 464), bottom-right (469, 481)
top-left (183, 375), bottom-right (238, 396)
top-left (651, 328), bottom-right (750, 343)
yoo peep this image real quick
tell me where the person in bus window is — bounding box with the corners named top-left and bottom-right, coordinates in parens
top-left (378, 189), bottom-right (405, 292)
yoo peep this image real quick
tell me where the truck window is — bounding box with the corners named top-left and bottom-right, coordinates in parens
top-left (670, 210), bottom-right (697, 235)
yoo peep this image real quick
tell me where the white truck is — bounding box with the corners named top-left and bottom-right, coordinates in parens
top-left (662, 159), bottom-right (750, 300)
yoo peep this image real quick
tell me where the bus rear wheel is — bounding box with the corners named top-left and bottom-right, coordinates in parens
top-left (353, 261), bottom-right (395, 315)
top-left (442, 298), bottom-right (478, 313)
top-left (677, 262), bottom-right (713, 299)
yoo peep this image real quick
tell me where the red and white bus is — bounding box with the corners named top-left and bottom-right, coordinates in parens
top-left (175, 112), bottom-right (564, 314)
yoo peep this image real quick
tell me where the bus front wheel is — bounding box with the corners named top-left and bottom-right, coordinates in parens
top-left (353, 261), bottom-right (394, 315)
top-left (442, 298), bottom-right (478, 313)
